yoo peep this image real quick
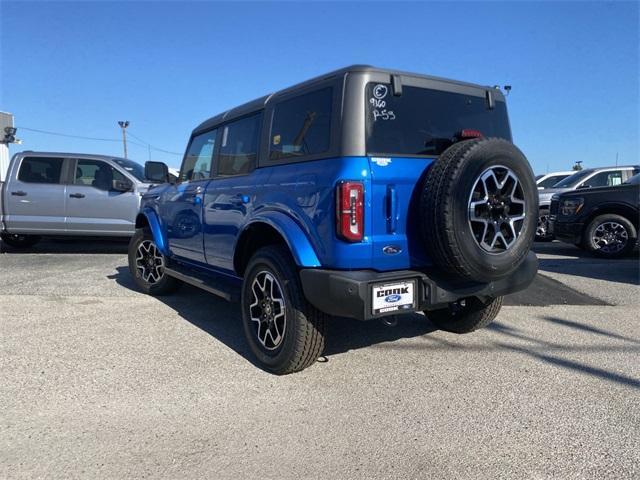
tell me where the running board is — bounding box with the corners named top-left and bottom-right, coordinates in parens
top-left (164, 264), bottom-right (241, 302)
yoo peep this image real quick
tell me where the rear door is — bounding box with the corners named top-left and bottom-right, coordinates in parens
top-left (163, 128), bottom-right (217, 262)
top-left (203, 113), bottom-right (262, 271)
top-left (65, 159), bottom-right (139, 235)
top-left (3, 156), bottom-right (66, 233)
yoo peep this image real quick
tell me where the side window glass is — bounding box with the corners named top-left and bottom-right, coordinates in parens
top-left (18, 157), bottom-right (63, 184)
top-left (75, 159), bottom-right (125, 191)
top-left (269, 88), bottom-right (332, 161)
top-left (608, 172), bottom-right (623, 186)
top-left (180, 129), bottom-right (217, 182)
top-left (585, 171), bottom-right (623, 188)
top-left (218, 113), bottom-right (261, 176)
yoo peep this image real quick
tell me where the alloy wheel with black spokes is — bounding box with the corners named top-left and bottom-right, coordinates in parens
top-left (468, 165), bottom-right (527, 253)
top-left (584, 214), bottom-right (637, 258)
top-left (135, 240), bottom-right (166, 284)
top-left (248, 271), bottom-right (287, 352)
top-left (241, 246), bottom-right (326, 375)
top-left (592, 222), bottom-right (628, 254)
top-left (127, 228), bottom-right (180, 295)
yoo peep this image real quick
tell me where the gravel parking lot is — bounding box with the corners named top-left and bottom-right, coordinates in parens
top-left (1, 240), bottom-right (639, 479)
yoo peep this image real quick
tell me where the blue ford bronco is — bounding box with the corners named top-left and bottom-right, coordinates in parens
top-left (130, 66), bottom-right (538, 374)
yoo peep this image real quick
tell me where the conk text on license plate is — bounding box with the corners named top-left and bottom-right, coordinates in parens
top-left (371, 281), bottom-right (415, 315)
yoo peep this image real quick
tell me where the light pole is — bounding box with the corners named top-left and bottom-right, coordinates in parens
top-left (118, 120), bottom-right (130, 158)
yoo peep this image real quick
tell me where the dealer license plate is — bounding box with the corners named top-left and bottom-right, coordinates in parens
top-left (371, 281), bottom-right (415, 315)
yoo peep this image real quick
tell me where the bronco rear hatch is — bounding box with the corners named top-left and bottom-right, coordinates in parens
top-left (363, 82), bottom-right (512, 271)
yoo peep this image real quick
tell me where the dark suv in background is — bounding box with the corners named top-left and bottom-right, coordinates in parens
top-left (550, 173), bottom-right (639, 258)
top-left (536, 165), bottom-right (640, 240)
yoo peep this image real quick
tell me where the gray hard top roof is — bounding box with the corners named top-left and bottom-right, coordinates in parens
top-left (193, 64), bottom-right (504, 134)
top-left (15, 151), bottom-right (136, 163)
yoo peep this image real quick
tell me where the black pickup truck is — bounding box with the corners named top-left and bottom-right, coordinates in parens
top-left (549, 173), bottom-right (639, 258)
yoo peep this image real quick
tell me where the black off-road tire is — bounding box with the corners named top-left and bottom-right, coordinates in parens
top-left (583, 214), bottom-right (637, 259)
top-left (128, 228), bottom-right (181, 295)
top-left (421, 138), bottom-right (537, 283)
top-left (427, 296), bottom-right (503, 334)
top-left (0, 232), bottom-right (41, 249)
top-left (241, 246), bottom-right (327, 375)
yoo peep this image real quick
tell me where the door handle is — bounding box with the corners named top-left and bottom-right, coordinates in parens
top-left (230, 194), bottom-right (250, 206)
top-left (386, 185), bottom-right (398, 233)
top-left (69, 193), bottom-right (85, 199)
top-left (11, 191), bottom-right (27, 196)
top-left (190, 185), bottom-right (205, 205)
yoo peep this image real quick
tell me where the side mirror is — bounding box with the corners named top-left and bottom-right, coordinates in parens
top-left (145, 161), bottom-right (170, 183)
top-left (113, 179), bottom-right (133, 192)
top-left (577, 184), bottom-right (591, 190)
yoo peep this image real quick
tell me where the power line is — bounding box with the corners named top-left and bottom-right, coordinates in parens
top-left (16, 126), bottom-right (122, 143)
top-left (126, 131), bottom-right (183, 155)
top-left (15, 125), bottom-right (182, 156)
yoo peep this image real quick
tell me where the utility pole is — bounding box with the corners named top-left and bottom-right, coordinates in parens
top-left (118, 121), bottom-right (130, 158)
top-left (615, 152), bottom-right (619, 166)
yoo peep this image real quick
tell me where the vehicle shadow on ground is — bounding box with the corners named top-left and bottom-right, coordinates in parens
top-left (111, 267), bottom-right (437, 367)
top-left (487, 320), bottom-right (640, 389)
top-left (0, 238), bottom-right (129, 254)
top-left (533, 242), bottom-right (640, 286)
top-left (111, 267), bottom-right (640, 388)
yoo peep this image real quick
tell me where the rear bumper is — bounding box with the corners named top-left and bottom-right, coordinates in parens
top-left (299, 251), bottom-right (538, 321)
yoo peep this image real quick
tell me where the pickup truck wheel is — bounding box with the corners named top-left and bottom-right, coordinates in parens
top-left (241, 246), bottom-right (326, 375)
top-left (535, 208), bottom-right (553, 241)
top-left (0, 233), bottom-right (41, 249)
top-left (128, 229), bottom-right (180, 295)
top-left (421, 138), bottom-right (537, 283)
top-left (583, 214), bottom-right (637, 258)
top-left (426, 296), bottom-right (503, 334)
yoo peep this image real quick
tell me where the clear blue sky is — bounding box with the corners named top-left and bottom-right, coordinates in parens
top-left (1, 1), bottom-right (638, 172)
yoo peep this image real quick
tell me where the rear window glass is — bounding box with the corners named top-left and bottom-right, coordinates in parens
top-left (269, 88), bottom-right (332, 161)
top-left (18, 157), bottom-right (63, 184)
top-left (366, 83), bottom-right (511, 156)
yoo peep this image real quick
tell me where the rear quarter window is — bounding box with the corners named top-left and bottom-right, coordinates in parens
top-left (269, 88), bottom-right (333, 161)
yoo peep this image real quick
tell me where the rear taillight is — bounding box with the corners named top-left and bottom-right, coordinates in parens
top-left (458, 129), bottom-right (483, 139)
top-left (336, 181), bottom-right (364, 242)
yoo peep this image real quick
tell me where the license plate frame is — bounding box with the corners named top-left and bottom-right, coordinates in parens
top-left (371, 280), bottom-right (416, 316)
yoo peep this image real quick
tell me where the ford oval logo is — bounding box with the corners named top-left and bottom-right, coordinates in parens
top-left (385, 294), bottom-right (402, 303)
top-left (383, 245), bottom-right (402, 255)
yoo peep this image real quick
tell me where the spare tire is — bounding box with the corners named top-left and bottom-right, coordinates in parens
top-left (421, 138), bottom-right (537, 283)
